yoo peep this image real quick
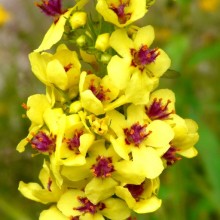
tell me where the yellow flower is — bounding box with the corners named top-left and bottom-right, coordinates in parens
top-left (57, 189), bottom-right (131, 219)
top-left (108, 25), bottom-right (171, 82)
top-left (55, 113), bottom-right (95, 166)
top-left (17, 94), bottom-right (52, 152)
top-left (87, 114), bottom-right (110, 135)
top-left (79, 71), bottom-right (120, 115)
top-left (115, 178), bottom-right (161, 213)
top-left (107, 104), bottom-right (174, 179)
top-left (107, 25), bottom-right (170, 104)
top-left (29, 44), bottom-right (81, 99)
top-left (96, 0), bottom-right (148, 27)
top-left (36, 0), bottom-right (89, 52)
top-left (18, 160), bottom-right (65, 204)
top-left (162, 118), bottom-right (199, 165)
top-left (0, 5), bottom-right (10, 26)
top-left (144, 89), bottom-right (199, 164)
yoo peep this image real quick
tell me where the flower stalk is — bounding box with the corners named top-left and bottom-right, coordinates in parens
top-left (17, 0), bottom-right (199, 219)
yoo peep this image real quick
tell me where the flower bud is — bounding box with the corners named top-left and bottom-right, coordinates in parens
top-left (95, 33), bottom-right (110, 52)
top-left (69, 11), bottom-right (87, 29)
top-left (69, 101), bottom-right (82, 113)
top-left (100, 53), bottom-right (112, 64)
top-left (76, 35), bottom-right (86, 47)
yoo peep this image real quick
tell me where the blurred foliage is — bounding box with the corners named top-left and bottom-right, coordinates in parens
top-left (0, 0), bottom-right (220, 219)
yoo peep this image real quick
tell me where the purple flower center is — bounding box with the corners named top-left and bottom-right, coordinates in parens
top-left (131, 45), bottom-right (160, 72)
top-left (64, 130), bottom-right (84, 154)
top-left (162, 146), bottom-right (182, 166)
top-left (74, 197), bottom-right (106, 214)
top-left (35, 0), bottom-right (64, 20)
top-left (89, 79), bottom-right (110, 102)
top-left (109, 0), bottom-right (131, 24)
top-left (146, 98), bottom-right (174, 120)
top-left (30, 131), bottom-right (56, 154)
top-left (125, 181), bottom-right (145, 201)
top-left (91, 156), bottom-right (115, 178)
top-left (124, 122), bottom-right (151, 146)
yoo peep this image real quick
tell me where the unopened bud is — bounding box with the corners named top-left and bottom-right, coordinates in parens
top-left (100, 53), bottom-right (112, 64)
top-left (69, 101), bottom-right (82, 113)
top-left (95, 33), bottom-right (110, 52)
top-left (76, 35), bottom-right (86, 47)
top-left (69, 11), bottom-right (87, 29)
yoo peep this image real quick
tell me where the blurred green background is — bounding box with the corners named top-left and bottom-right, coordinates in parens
top-left (0, 0), bottom-right (220, 219)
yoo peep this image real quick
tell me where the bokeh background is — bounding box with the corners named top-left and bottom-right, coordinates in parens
top-left (0, 0), bottom-right (220, 219)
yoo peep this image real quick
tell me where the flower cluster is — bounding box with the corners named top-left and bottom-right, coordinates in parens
top-left (17, 0), bottom-right (199, 219)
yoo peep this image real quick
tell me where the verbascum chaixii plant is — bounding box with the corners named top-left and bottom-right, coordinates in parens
top-left (17, 0), bottom-right (199, 219)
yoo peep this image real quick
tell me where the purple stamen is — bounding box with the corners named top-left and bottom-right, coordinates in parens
top-left (35, 0), bottom-right (64, 19)
top-left (146, 98), bottom-right (174, 120)
top-left (131, 45), bottom-right (160, 72)
top-left (30, 131), bottom-right (56, 154)
top-left (91, 156), bottom-right (115, 178)
top-left (74, 197), bottom-right (106, 214)
top-left (124, 123), bottom-right (151, 146)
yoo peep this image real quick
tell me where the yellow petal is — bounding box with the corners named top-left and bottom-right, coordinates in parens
top-left (36, 0), bottom-right (89, 51)
top-left (29, 52), bottom-right (51, 85)
top-left (133, 196), bottom-right (162, 213)
top-left (115, 186), bottom-right (136, 208)
top-left (85, 178), bottom-right (118, 204)
top-left (39, 206), bottom-right (68, 220)
top-left (26, 94), bottom-right (51, 125)
top-left (110, 29), bottom-right (133, 57)
top-left (57, 189), bottom-right (84, 217)
top-left (80, 90), bottom-right (105, 115)
top-left (134, 25), bottom-right (155, 48)
top-left (18, 181), bottom-right (59, 204)
top-left (101, 198), bottom-right (131, 220)
top-left (146, 120), bottom-right (174, 148)
top-left (132, 147), bottom-right (164, 179)
top-left (113, 160), bottom-right (145, 185)
top-left (47, 59), bottom-right (68, 90)
top-left (147, 49), bottom-right (171, 77)
top-left (107, 55), bottom-right (131, 90)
